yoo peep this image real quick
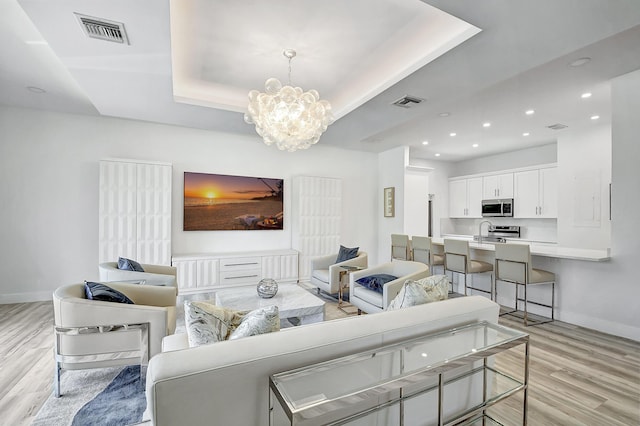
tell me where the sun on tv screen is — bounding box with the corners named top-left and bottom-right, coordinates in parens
top-left (183, 172), bottom-right (284, 231)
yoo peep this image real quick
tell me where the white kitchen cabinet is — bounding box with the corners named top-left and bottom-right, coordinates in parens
top-left (172, 250), bottom-right (298, 293)
top-left (514, 167), bottom-right (557, 218)
top-left (482, 173), bottom-right (514, 199)
top-left (449, 177), bottom-right (482, 218)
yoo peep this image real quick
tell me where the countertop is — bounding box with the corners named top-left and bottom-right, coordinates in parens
top-left (433, 236), bottom-right (610, 262)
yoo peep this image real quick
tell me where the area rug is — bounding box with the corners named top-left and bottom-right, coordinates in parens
top-left (33, 365), bottom-right (146, 426)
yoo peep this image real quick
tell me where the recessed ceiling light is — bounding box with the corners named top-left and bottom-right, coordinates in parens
top-left (581, 92), bottom-right (592, 99)
top-left (482, 122), bottom-right (491, 128)
top-left (438, 112), bottom-right (451, 117)
top-left (422, 141), bottom-right (429, 145)
top-left (569, 57), bottom-right (591, 67)
top-left (25, 40), bottom-right (48, 45)
top-left (449, 132), bottom-right (456, 137)
top-left (591, 115), bottom-right (600, 120)
top-left (435, 153), bottom-right (441, 157)
top-left (472, 143), bottom-right (479, 148)
top-left (525, 109), bottom-right (535, 115)
top-left (26, 86), bottom-right (46, 93)
top-left (523, 132), bottom-right (530, 137)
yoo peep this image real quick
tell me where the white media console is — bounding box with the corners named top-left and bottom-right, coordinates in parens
top-left (172, 250), bottom-right (299, 294)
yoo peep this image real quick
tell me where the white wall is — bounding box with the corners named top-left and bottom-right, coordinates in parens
top-left (0, 106), bottom-right (378, 302)
top-left (557, 124), bottom-right (612, 248)
top-left (451, 143), bottom-right (557, 176)
top-left (377, 146), bottom-right (408, 262)
top-left (407, 158), bottom-right (454, 238)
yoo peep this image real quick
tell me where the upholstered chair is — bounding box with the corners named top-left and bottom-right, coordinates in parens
top-left (391, 234), bottom-right (411, 260)
top-left (310, 251), bottom-right (368, 295)
top-left (52, 282), bottom-right (177, 397)
top-left (348, 260), bottom-right (430, 314)
top-left (98, 262), bottom-right (177, 287)
top-left (411, 236), bottom-right (445, 274)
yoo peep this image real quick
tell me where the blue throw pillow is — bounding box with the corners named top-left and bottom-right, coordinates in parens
top-left (118, 257), bottom-right (145, 272)
top-left (85, 281), bottom-right (135, 304)
top-left (335, 245), bottom-right (359, 263)
top-left (355, 274), bottom-right (398, 294)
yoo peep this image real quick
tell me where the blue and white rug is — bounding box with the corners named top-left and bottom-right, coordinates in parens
top-left (33, 365), bottom-right (147, 426)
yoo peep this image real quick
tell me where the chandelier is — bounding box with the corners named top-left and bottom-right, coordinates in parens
top-left (244, 49), bottom-right (334, 152)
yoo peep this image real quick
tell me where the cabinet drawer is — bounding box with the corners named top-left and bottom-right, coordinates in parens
top-left (219, 269), bottom-right (262, 285)
top-left (219, 257), bottom-right (262, 271)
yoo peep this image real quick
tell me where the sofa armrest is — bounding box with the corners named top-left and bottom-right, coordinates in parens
top-left (310, 254), bottom-right (337, 271)
top-left (108, 282), bottom-right (177, 307)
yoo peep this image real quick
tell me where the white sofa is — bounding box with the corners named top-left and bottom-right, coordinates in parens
top-left (98, 262), bottom-right (177, 287)
top-left (310, 251), bottom-right (368, 294)
top-left (348, 260), bottom-right (430, 314)
top-left (146, 296), bottom-right (499, 426)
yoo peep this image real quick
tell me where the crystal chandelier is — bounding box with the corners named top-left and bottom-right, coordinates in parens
top-left (244, 49), bottom-right (334, 152)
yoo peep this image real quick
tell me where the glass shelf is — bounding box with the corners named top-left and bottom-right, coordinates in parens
top-left (269, 321), bottom-right (529, 426)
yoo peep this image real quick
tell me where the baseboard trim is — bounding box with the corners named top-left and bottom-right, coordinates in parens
top-left (0, 291), bottom-right (52, 304)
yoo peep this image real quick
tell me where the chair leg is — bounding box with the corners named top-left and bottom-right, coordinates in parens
top-left (357, 309), bottom-right (362, 315)
top-left (524, 284), bottom-right (529, 326)
top-left (54, 362), bottom-right (61, 398)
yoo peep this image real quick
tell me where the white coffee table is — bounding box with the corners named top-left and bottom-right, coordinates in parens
top-left (214, 284), bottom-right (325, 327)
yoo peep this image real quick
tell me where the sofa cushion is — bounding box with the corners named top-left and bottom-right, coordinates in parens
top-left (118, 257), bottom-right (145, 272)
top-left (352, 285), bottom-right (383, 308)
top-left (387, 280), bottom-right (430, 310)
top-left (311, 269), bottom-right (330, 284)
top-left (84, 281), bottom-right (134, 304)
top-left (335, 245), bottom-right (359, 263)
top-left (355, 274), bottom-right (397, 294)
top-left (184, 301), bottom-right (280, 347)
top-left (229, 306), bottom-right (280, 340)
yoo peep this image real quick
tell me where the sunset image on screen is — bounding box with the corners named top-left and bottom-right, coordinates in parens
top-left (183, 172), bottom-right (283, 231)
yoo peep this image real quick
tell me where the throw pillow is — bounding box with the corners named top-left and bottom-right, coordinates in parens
top-left (387, 280), bottom-right (430, 310)
top-left (415, 275), bottom-right (450, 302)
top-left (84, 281), bottom-right (134, 304)
top-left (229, 305), bottom-right (280, 340)
top-left (184, 302), bottom-right (281, 347)
top-left (118, 257), bottom-right (145, 272)
top-left (355, 274), bottom-right (398, 294)
top-left (335, 245), bottom-right (359, 263)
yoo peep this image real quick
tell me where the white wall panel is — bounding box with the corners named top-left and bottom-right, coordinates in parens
top-left (137, 163), bottom-right (172, 265)
top-left (292, 176), bottom-right (342, 280)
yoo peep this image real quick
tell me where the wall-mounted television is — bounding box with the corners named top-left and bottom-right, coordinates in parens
top-left (183, 172), bottom-right (284, 231)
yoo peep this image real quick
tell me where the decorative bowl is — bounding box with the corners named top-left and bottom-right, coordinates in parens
top-left (257, 278), bottom-right (278, 298)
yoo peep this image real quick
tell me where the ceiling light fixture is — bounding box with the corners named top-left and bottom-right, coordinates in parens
top-left (525, 109), bottom-right (535, 115)
top-left (449, 132), bottom-right (456, 137)
top-left (569, 57), bottom-right (591, 67)
top-left (472, 143), bottom-right (479, 148)
top-left (523, 132), bottom-right (530, 136)
top-left (422, 141), bottom-right (429, 145)
top-left (482, 122), bottom-right (491, 128)
top-left (244, 49), bottom-right (334, 152)
top-left (438, 112), bottom-right (451, 117)
top-left (435, 153), bottom-right (441, 157)
top-left (581, 92), bottom-right (592, 99)
top-left (591, 115), bottom-right (600, 120)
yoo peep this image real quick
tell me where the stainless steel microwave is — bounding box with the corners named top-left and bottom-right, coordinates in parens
top-left (481, 199), bottom-right (514, 217)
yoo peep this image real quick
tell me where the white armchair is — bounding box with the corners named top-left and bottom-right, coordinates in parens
top-left (52, 282), bottom-right (177, 397)
top-left (349, 260), bottom-right (430, 314)
top-left (98, 262), bottom-right (177, 287)
top-left (310, 251), bottom-right (368, 295)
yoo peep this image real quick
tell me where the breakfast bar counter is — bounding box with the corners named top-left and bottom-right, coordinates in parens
top-left (431, 237), bottom-right (610, 262)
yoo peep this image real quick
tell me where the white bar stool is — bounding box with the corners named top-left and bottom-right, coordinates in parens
top-left (444, 239), bottom-right (493, 298)
top-left (391, 234), bottom-right (411, 260)
top-left (494, 243), bottom-right (555, 326)
top-left (411, 236), bottom-right (445, 275)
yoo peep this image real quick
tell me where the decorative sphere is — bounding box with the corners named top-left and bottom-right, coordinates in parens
top-left (257, 278), bottom-right (278, 298)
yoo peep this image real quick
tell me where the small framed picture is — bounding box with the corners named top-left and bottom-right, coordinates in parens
top-left (384, 187), bottom-right (395, 217)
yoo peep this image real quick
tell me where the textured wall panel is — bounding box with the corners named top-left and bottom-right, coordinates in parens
top-left (291, 176), bottom-right (342, 280)
top-left (197, 259), bottom-right (219, 288)
top-left (174, 260), bottom-right (197, 291)
top-left (261, 255), bottom-right (281, 280)
top-left (136, 163), bottom-right (172, 265)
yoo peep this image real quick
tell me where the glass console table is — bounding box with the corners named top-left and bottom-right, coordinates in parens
top-left (269, 321), bottom-right (529, 426)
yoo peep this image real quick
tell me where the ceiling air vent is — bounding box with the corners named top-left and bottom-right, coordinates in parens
top-left (392, 95), bottom-right (424, 108)
top-left (547, 123), bottom-right (568, 130)
top-left (75, 13), bottom-right (129, 44)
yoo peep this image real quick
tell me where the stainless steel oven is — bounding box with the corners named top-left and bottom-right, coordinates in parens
top-left (481, 198), bottom-right (514, 217)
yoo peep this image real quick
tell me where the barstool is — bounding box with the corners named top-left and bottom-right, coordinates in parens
top-left (444, 239), bottom-right (493, 298)
top-left (411, 236), bottom-right (445, 274)
top-left (391, 234), bottom-right (410, 260)
top-left (494, 243), bottom-right (555, 326)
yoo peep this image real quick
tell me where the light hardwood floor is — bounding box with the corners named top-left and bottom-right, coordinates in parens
top-left (1, 300), bottom-right (638, 425)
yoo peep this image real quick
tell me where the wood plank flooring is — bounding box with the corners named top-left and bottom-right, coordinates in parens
top-left (1, 300), bottom-right (638, 425)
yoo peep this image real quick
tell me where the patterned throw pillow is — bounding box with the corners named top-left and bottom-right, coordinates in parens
top-left (229, 305), bottom-right (280, 340)
top-left (184, 301), bottom-right (280, 347)
top-left (84, 281), bottom-right (135, 304)
top-left (117, 257), bottom-right (145, 272)
top-left (415, 275), bottom-right (450, 301)
top-left (387, 280), bottom-right (430, 310)
top-left (335, 245), bottom-right (359, 263)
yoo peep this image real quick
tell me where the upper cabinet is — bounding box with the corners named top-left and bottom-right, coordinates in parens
top-left (514, 167), bottom-right (557, 218)
top-left (449, 177), bottom-right (483, 218)
top-left (482, 173), bottom-right (514, 199)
